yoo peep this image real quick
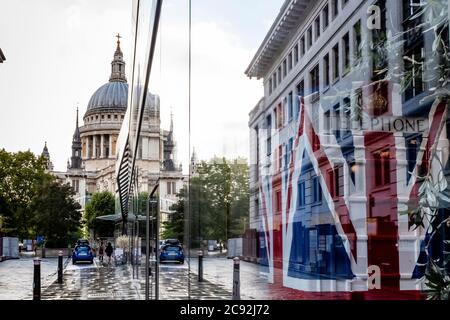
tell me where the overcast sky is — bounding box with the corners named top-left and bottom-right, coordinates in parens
top-left (0, 0), bottom-right (284, 172)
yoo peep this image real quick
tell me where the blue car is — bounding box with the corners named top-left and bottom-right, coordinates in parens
top-left (72, 244), bottom-right (94, 264)
top-left (160, 244), bottom-right (184, 264)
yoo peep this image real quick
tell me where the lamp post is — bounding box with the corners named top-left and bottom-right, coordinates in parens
top-left (146, 180), bottom-right (159, 300)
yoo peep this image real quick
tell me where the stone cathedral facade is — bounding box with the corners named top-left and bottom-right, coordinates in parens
top-left (42, 36), bottom-right (184, 221)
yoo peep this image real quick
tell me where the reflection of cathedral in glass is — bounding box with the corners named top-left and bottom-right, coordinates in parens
top-left (43, 36), bottom-right (184, 219)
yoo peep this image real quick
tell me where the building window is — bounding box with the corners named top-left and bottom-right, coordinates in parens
top-left (333, 43), bottom-right (340, 80)
top-left (333, 104), bottom-right (341, 140)
top-left (406, 135), bottom-right (421, 179)
top-left (288, 138), bottom-right (294, 165)
top-left (300, 36), bottom-right (306, 56)
top-left (332, 0), bottom-right (339, 18)
top-left (255, 126), bottom-right (260, 168)
top-left (323, 4), bottom-right (329, 30)
top-left (107, 114), bottom-right (111, 119)
top-left (114, 115), bottom-right (118, 120)
top-left (324, 53), bottom-right (330, 88)
top-left (403, 0), bottom-right (424, 101)
top-left (324, 110), bottom-right (331, 134)
top-left (266, 115), bottom-right (272, 156)
top-left (308, 26), bottom-right (313, 48)
top-left (284, 144), bottom-right (289, 168)
top-left (72, 179), bottom-right (79, 193)
top-left (296, 80), bottom-right (304, 119)
top-left (269, 78), bottom-right (273, 95)
top-left (353, 20), bottom-right (362, 64)
top-left (172, 182), bottom-right (177, 195)
top-left (372, 0), bottom-right (388, 82)
top-left (278, 66), bottom-right (282, 83)
top-left (276, 190), bottom-right (282, 212)
top-left (331, 164), bottom-right (344, 198)
top-left (315, 15), bottom-right (321, 40)
top-left (298, 181), bottom-right (306, 207)
top-left (312, 176), bottom-right (322, 204)
top-left (278, 145), bottom-right (283, 170)
top-left (276, 103), bottom-right (283, 129)
top-left (283, 59), bottom-right (287, 77)
top-left (288, 52), bottom-right (293, 71)
top-left (288, 91), bottom-right (293, 121)
top-left (343, 32), bottom-right (350, 74)
top-left (167, 181), bottom-right (172, 195)
top-left (310, 65), bottom-right (320, 95)
top-left (374, 149), bottom-right (391, 187)
top-left (294, 44), bottom-right (299, 64)
top-left (343, 97), bottom-right (351, 135)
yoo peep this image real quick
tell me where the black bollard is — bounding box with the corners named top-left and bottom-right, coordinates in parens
top-left (232, 257), bottom-right (240, 300)
top-left (57, 250), bottom-right (63, 283)
top-left (198, 250), bottom-right (203, 282)
top-left (33, 258), bottom-right (41, 300)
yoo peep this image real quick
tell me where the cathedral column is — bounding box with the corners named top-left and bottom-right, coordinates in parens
top-left (100, 134), bottom-right (105, 158)
top-left (86, 136), bottom-right (91, 159)
top-left (93, 135), bottom-right (97, 159)
top-left (109, 134), bottom-right (113, 158)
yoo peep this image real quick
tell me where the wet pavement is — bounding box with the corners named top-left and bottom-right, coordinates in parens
top-left (190, 256), bottom-right (271, 299)
top-left (0, 252), bottom-right (64, 300)
top-left (40, 257), bottom-right (234, 300)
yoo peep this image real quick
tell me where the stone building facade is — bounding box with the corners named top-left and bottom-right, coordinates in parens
top-left (43, 36), bottom-right (184, 222)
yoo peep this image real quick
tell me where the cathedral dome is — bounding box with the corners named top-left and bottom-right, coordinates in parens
top-left (84, 35), bottom-right (159, 118)
top-left (86, 81), bottom-right (128, 113)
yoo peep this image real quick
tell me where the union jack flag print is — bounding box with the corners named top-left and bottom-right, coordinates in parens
top-left (257, 82), bottom-right (448, 299)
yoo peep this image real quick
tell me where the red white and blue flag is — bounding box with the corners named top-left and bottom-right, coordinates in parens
top-left (258, 82), bottom-right (447, 298)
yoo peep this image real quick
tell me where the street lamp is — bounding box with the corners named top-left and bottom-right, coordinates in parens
top-left (146, 180), bottom-right (159, 300)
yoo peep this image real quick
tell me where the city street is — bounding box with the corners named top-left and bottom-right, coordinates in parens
top-left (40, 256), bottom-right (232, 300)
top-left (0, 252), bottom-right (272, 300)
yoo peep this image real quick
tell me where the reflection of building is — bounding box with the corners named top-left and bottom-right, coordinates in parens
top-left (247, 0), bottom-right (449, 299)
top-left (0, 48), bottom-right (5, 63)
top-left (44, 36), bottom-right (183, 216)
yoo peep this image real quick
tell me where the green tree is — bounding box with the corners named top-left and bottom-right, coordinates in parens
top-left (161, 187), bottom-right (186, 241)
top-left (0, 149), bottom-right (51, 239)
top-left (30, 180), bottom-right (82, 248)
top-left (195, 157), bottom-right (249, 242)
top-left (137, 192), bottom-right (149, 215)
top-left (84, 191), bottom-right (115, 238)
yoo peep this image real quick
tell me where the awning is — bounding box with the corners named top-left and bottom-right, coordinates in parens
top-left (96, 214), bottom-right (151, 222)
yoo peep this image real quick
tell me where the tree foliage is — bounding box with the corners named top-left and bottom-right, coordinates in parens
top-left (162, 157), bottom-right (249, 247)
top-left (0, 149), bottom-right (51, 238)
top-left (30, 180), bottom-right (82, 248)
top-left (84, 191), bottom-right (115, 238)
top-left (161, 187), bottom-right (186, 241)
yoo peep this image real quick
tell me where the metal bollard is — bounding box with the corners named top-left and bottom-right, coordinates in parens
top-left (198, 250), bottom-right (203, 282)
top-left (57, 250), bottom-right (63, 283)
top-left (33, 258), bottom-right (41, 300)
top-left (232, 257), bottom-right (240, 300)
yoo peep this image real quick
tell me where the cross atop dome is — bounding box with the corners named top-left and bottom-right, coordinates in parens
top-left (110, 34), bottom-right (126, 83)
top-left (116, 33), bottom-right (121, 49)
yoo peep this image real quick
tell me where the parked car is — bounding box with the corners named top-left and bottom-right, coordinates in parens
top-left (159, 244), bottom-right (184, 264)
top-left (72, 243), bottom-right (94, 264)
top-left (76, 239), bottom-right (90, 247)
top-left (164, 239), bottom-right (180, 246)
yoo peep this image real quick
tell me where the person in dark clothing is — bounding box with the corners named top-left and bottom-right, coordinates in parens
top-left (98, 241), bottom-right (104, 262)
top-left (105, 242), bottom-right (114, 264)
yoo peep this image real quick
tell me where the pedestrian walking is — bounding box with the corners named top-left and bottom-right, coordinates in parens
top-left (105, 242), bottom-right (113, 265)
top-left (98, 241), bottom-right (105, 262)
